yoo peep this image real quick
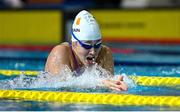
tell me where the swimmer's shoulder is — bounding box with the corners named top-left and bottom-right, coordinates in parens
top-left (96, 44), bottom-right (112, 65)
top-left (101, 44), bottom-right (112, 54)
top-left (50, 42), bottom-right (71, 55)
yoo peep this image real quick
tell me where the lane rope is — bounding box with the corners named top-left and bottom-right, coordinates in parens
top-left (0, 69), bottom-right (179, 87)
top-left (0, 89), bottom-right (179, 106)
top-left (0, 69), bottom-right (39, 76)
top-left (130, 75), bottom-right (180, 87)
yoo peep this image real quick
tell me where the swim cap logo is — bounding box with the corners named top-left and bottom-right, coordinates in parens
top-left (73, 18), bottom-right (81, 32)
top-left (76, 17), bottom-right (81, 25)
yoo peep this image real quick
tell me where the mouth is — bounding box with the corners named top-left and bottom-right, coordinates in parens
top-left (86, 56), bottom-right (95, 65)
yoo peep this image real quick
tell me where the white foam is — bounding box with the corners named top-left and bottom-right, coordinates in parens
top-left (0, 64), bottom-right (136, 90)
top-left (162, 67), bottom-right (180, 75)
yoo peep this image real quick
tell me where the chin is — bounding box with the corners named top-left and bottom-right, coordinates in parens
top-left (86, 62), bottom-right (95, 67)
top-left (84, 62), bottom-right (89, 67)
top-left (84, 61), bottom-right (92, 67)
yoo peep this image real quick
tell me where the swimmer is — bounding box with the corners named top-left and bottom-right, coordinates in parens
top-left (45, 10), bottom-right (128, 91)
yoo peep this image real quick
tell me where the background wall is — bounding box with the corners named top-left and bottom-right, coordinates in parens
top-left (91, 9), bottom-right (180, 43)
top-left (0, 0), bottom-right (180, 45)
top-left (0, 10), bottom-right (62, 45)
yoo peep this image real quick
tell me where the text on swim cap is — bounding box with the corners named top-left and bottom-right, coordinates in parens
top-left (73, 28), bottom-right (80, 32)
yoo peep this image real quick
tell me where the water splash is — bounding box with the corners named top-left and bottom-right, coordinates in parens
top-left (162, 67), bottom-right (180, 75)
top-left (0, 64), bottom-right (136, 91)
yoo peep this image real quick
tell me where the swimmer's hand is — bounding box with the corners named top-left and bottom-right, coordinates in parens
top-left (101, 75), bottom-right (128, 91)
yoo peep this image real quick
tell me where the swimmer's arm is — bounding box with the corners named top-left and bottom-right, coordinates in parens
top-left (101, 47), bottom-right (128, 91)
top-left (101, 75), bottom-right (128, 91)
top-left (45, 45), bottom-right (70, 75)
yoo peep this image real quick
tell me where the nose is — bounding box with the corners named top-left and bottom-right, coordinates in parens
top-left (89, 47), bottom-right (95, 55)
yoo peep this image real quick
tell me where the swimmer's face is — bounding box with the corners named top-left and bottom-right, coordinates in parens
top-left (73, 39), bottom-right (102, 66)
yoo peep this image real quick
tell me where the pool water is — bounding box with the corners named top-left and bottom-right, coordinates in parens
top-left (0, 43), bottom-right (180, 111)
top-left (0, 100), bottom-right (179, 111)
